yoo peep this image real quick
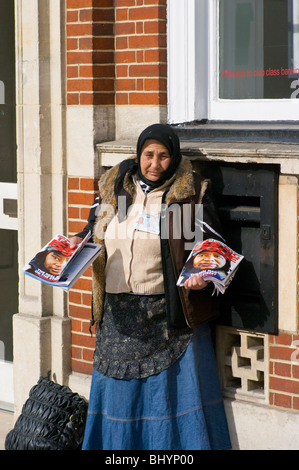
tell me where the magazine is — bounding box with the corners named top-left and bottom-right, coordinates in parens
top-left (177, 238), bottom-right (244, 295)
top-left (23, 233), bottom-right (102, 291)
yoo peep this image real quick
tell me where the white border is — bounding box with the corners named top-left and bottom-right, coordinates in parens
top-left (167, 0), bottom-right (299, 122)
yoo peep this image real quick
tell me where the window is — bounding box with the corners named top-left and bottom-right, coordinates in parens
top-left (167, 0), bottom-right (299, 123)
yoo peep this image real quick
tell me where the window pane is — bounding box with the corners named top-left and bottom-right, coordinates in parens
top-left (219, 0), bottom-right (299, 99)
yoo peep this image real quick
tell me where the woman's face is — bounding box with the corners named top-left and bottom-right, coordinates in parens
top-left (139, 139), bottom-right (171, 181)
top-left (44, 251), bottom-right (69, 275)
top-left (193, 251), bottom-right (226, 270)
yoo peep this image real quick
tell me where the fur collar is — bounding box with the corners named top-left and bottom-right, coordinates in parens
top-left (97, 156), bottom-right (196, 207)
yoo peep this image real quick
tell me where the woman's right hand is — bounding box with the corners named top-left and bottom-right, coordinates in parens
top-left (69, 236), bottom-right (83, 250)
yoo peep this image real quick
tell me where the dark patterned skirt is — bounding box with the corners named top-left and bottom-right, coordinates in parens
top-left (93, 293), bottom-right (193, 379)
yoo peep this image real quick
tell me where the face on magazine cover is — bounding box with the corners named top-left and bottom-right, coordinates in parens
top-left (193, 251), bottom-right (226, 270)
top-left (44, 250), bottom-right (70, 275)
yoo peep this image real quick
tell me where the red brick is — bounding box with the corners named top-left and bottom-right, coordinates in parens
top-left (72, 360), bottom-right (93, 375)
top-left (69, 304), bottom-right (91, 320)
top-left (82, 293), bottom-right (92, 306)
top-left (68, 291), bottom-right (82, 304)
top-left (144, 0), bottom-right (166, 5)
top-left (68, 206), bottom-right (80, 219)
top-left (67, 10), bottom-right (79, 22)
top-left (67, 23), bottom-right (93, 37)
top-left (79, 178), bottom-right (98, 191)
top-left (269, 345), bottom-right (296, 362)
top-left (115, 22), bottom-right (135, 36)
top-left (89, 8), bottom-right (115, 22)
top-left (67, 37), bottom-right (78, 51)
top-left (93, 23), bottom-right (114, 36)
top-left (116, 93), bottom-right (129, 104)
top-left (71, 346), bottom-right (82, 360)
top-left (93, 51), bottom-right (115, 64)
top-left (68, 191), bottom-right (95, 205)
top-left (129, 92), bottom-right (162, 105)
top-left (93, 0), bottom-right (114, 7)
top-left (82, 321), bottom-right (94, 335)
top-left (68, 178), bottom-right (80, 190)
top-left (137, 50), bottom-right (144, 63)
top-left (72, 332), bottom-right (94, 349)
top-left (116, 50), bottom-right (136, 64)
top-left (71, 319), bottom-right (82, 333)
top-left (68, 220), bottom-right (87, 234)
top-left (270, 376), bottom-right (299, 395)
top-left (67, 65), bottom-right (79, 78)
top-left (274, 362), bottom-right (291, 377)
top-left (67, 51), bottom-right (93, 65)
top-left (293, 396), bottom-right (299, 410)
top-left (116, 8), bottom-right (128, 21)
top-left (80, 92), bottom-right (114, 105)
top-left (67, 78), bottom-right (93, 92)
top-left (116, 36), bottom-right (128, 49)
top-left (115, 0), bottom-right (136, 7)
top-left (144, 48), bottom-right (167, 63)
top-left (128, 34), bottom-right (163, 50)
top-left (67, 93), bottom-right (80, 105)
top-left (144, 20), bottom-right (166, 34)
top-left (116, 78), bottom-right (136, 91)
top-left (129, 63), bottom-right (165, 77)
top-left (273, 393), bottom-right (292, 409)
top-left (116, 65), bottom-right (128, 78)
top-left (67, 0), bottom-right (93, 8)
top-left (71, 277), bottom-right (93, 292)
top-left (144, 77), bottom-right (167, 91)
top-left (274, 333), bottom-right (293, 346)
top-left (83, 348), bottom-right (95, 362)
top-left (129, 6), bottom-right (165, 21)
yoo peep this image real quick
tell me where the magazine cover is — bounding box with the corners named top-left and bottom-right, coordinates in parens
top-left (177, 238), bottom-right (244, 295)
top-left (23, 233), bottom-right (101, 290)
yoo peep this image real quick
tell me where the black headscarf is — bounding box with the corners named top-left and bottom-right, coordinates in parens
top-left (114, 123), bottom-right (182, 202)
top-left (136, 123), bottom-right (182, 189)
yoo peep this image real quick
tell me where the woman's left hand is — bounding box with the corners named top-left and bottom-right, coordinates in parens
top-left (183, 273), bottom-right (209, 290)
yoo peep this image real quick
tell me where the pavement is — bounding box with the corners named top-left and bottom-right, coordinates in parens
top-left (0, 410), bottom-right (14, 450)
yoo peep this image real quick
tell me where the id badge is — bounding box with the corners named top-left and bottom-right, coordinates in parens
top-left (135, 211), bottom-right (160, 235)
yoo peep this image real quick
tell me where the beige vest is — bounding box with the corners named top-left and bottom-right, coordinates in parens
top-left (104, 177), bottom-right (172, 294)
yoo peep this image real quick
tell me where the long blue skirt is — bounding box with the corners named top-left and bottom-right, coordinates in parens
top-left (82, 324), bottom-right (231, 450)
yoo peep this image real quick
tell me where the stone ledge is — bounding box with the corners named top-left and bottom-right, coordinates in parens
top-left (97, 140), bottom-right (299, 174)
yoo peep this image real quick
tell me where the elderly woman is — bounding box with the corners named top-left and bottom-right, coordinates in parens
top-left (70, 124), bottom-right (231, 450)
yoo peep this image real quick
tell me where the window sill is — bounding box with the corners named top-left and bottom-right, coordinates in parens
top-left (173, 121), bottom-right (299, 144)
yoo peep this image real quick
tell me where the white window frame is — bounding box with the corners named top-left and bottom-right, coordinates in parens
top-left (167, 0), bottom-right (299, 123)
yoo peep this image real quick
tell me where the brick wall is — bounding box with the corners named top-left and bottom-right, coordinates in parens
top-left (115, 0), bottom-right (167, 106)
top-left (269, 333), bottom-right (299, 411)
top-left (66, 0), bottom-right (115, 106)
top-left (66, 0), bottom-right (167, 107)
top-left (68, 177), bottom-right (98, 374)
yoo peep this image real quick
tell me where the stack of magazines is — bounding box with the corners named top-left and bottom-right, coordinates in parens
top-left (177, 238), bottom-right (244, 295)
top-left (23, 232), bottom-right (102, 291)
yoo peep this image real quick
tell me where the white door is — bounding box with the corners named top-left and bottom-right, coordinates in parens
top-left (0, 0), bottom-right (17, 411)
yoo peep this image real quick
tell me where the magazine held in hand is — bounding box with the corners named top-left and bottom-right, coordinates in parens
top-left (177, 238), bottom-right (244, 295)
top-left (23, 232), bottom-right (102, 291)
